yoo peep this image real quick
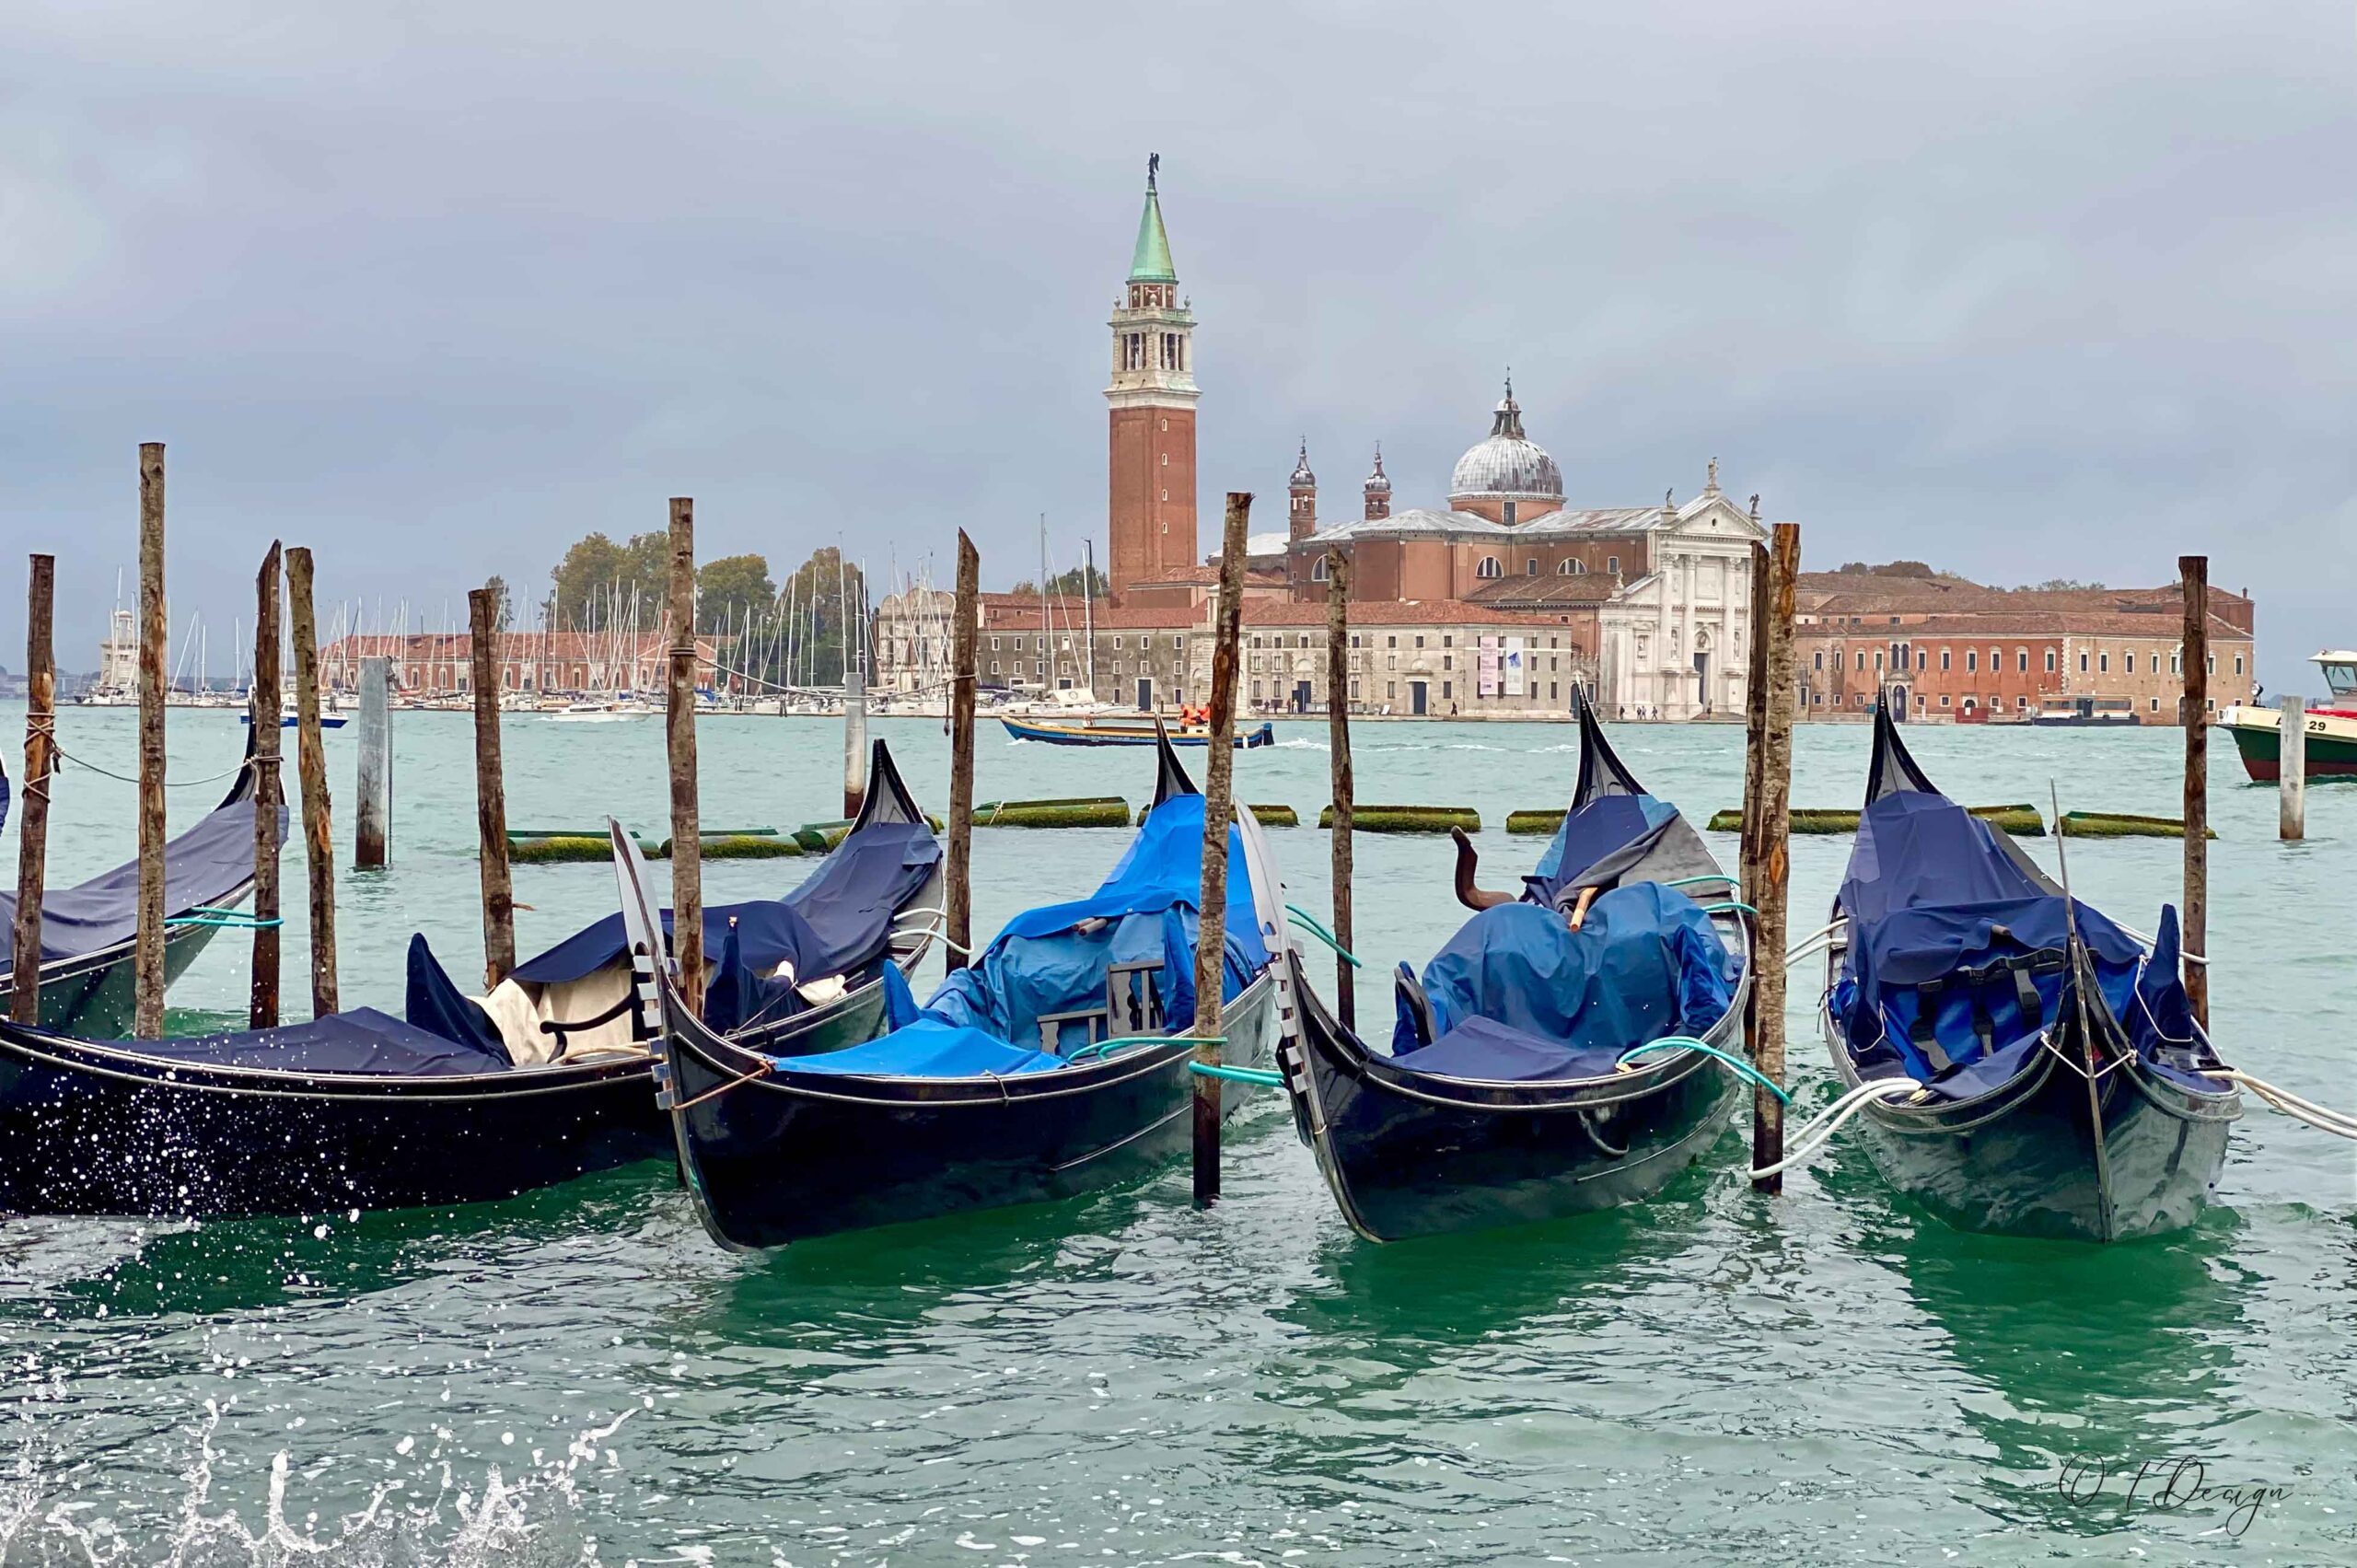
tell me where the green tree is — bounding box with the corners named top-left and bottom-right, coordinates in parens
top-left (697, 553), bottom-right (776, 634)
top-left (776, 547), bottom-right (867, 687)
top-left (483, 574), bottom-right (516, 633)
top-left (548, 531), bottom-right (669, 630)
top-left (1007, 563), bottom-right (1110, 598)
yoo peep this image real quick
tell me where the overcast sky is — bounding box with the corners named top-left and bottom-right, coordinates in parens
top-left (4, 3), bottom-right (2350, 690)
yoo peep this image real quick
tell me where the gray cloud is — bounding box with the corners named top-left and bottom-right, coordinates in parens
top-left (2, 2), bottom-right (2349, 690)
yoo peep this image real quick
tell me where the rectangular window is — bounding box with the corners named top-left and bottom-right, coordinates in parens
top-left (1350, 679), bottom-right (1360, 699)
top-left (2047, 650), bottom-right (2058, 672)
top-left (1442, 681), bottom-right (1452, 699)
top-left (1415, 636), bottom-right (1425, 649)
top-left (2017, 651), bottom-right (2028, 672)
top-left (1940, 648), bottom-right (1951, 671)
top-left (1917, 650), bottom-right (1927, 670)
top-left (1607, 556), bottom-right (1620, 575)
top-left (1814, 650), bottom-right (1824, 670)
top-left (2122, 652), bottom-right (2132, 673)
top-left (989, 660), bottom-right (999, 675)
top-left (2099, 653), bottom-right (2109, 673)
top-left (1111, 636), bottom-right (1122, 649)
top-left (2079, 653), bottom-right (2089, 672)
top-left (1940, 694), bottom-right (1951, 707)
top-left (1443, 635), bottom-right (1454, 647)
top-left (990, 637), bottom-right (1000, 651)
top-left (2235, 654), bottom-right (2244, 675)
top-left (1386, 681), bottom-right (1396, 699)
top-left (1549, 682), bottom-right (1559, 699)
top-left (1034, 661), bottom-right (1044, 676)
top-left (1855, 652), bottom-right (1865, 671)
top-left (1967, 650), bottom-right (1977, 671)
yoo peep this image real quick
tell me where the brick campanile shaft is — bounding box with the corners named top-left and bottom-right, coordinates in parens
top-left (1106, 156), bottom-right (1199, 595)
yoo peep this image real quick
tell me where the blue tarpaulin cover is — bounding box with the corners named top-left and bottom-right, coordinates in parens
top-left (102, 1005), bottom-right (511, 1077)
top-left (0, 790), bottom-right (282, 961)
top-left (1522, 795), bottom-right (1681, 910)
top-left (514, 820), bottom-right (938, 992)
top-left (772, 795), bottom-right (1266, 1079)
top-left (1835, 791), bottom-right (2209, 1090)
top-left (1391, 885), bottom-right (1739, 1080)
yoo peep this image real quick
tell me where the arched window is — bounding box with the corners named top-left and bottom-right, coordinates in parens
top-left (1476, 557), bottom-right (1502, 579)
top-left (1310, 556), bottom-right (1328, 582)
top-left (1558, 558), bottom-right (1586, 575)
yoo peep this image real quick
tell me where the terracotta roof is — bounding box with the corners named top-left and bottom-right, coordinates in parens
top-left (1801, 610), bottom-right (2250, 640)
top-left (1463, 578), bottom-right (1616, 609)
top-left (1242, 598), bottom-right (1590, 629)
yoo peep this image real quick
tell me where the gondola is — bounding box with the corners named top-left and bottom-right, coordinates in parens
top-left (1817, 703), bottom-right (2239, 1241)
top-left (0, 738), bottom-right (277, 1035)
top-left (1000, 715), bottom-right (1276, 748)
top-left (1278, 694), bottom-right (1752, 1242)
top-left (0, 738), bottom-right (944, 1216)
top-left (634, 727), bottom-right (1292, 1249)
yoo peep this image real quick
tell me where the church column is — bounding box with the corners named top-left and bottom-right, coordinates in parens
top-left (1655, 559), bottom-right (1672, 710)
top-left (1678, 552), bottom-right (1696, 716)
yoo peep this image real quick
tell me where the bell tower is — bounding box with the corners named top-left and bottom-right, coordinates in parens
top-left (1106, 155), bottom-right (1198, 595)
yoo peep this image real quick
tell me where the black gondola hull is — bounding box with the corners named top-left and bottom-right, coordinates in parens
top-left (664, 973), bottom-right (1280, 1249)
top-left (1824, 1005), bottom-right (2235, 1241)
top-left (0, 912), bottom-right (235, 1037)
top-left (1284, 950), bottom-right (1745, 1241)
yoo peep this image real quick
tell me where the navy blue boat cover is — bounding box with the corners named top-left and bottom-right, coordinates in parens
top-left (1390, 885), bottom-right (1739, 1079)
top-left (1835, 787), bottom-right (2212, 1091)
top-left (778, 792), bottom-right (1268, 1078)
top-left (1522, 794), bottom-right (1681, 910)
top-left (0, 786), bottom-right (280, 962)
top-left (512, 820), bottom-right (939, 992)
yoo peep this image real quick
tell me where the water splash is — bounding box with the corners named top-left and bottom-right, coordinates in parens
top-left (0, 1398), bottom-right (636, 1565)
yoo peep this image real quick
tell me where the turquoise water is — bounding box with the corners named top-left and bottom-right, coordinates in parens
top-left (1, 707), bottom-right (2350, 1563)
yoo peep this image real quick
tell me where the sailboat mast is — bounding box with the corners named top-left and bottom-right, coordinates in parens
top-left (1083, 540), bottom-right (1097, 699)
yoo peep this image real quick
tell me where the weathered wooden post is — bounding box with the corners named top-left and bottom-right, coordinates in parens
top-left (10, 554), bottom-right (57, 1024)
top-left (2279, 694), bottom-right (2306, 842)
top-left (286, 546), bottom-right (337, 1016)
top-left (354, 656), bottom-right (391, 869)
top-left (1738, 540), bottom-right (1771, 1090)
top-left (1324, 546), bottom-right (1355, 1029)
top-left (134, 443), bottom-right (168, 1039)
top-left (946, 529), bottom-right (980, 971)
top-left (666, 499), bottom-right (704, 1018)
top-left (2179, 554), bottom-right (2208, 1030)
top-left (469, 588), bottom-right (516, 986)
top-left (1749, 523), bottom-right (1799, 1192)
top-left (1192, 492), bottom-right (1251, 1207)
top-left (250, 543), bottom-right (284, 1028)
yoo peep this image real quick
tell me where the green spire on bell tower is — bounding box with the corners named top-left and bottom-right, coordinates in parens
top-left (1129, 153), bottom-right (1178, 284)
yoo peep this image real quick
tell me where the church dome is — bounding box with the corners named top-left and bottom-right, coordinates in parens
top-left (1448, 381), bottom-right (1562, 505)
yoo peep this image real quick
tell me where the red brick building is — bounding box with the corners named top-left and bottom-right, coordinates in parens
top-left (1793, 570), bottom-right (2257, 722)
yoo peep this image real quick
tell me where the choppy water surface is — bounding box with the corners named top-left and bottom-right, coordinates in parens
top-left (1, 709), bottom-right (2350, 1564)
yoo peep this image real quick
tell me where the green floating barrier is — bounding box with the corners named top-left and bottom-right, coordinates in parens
top-left (2060, 811), bottom-right (2217, 841)
top-left (1248, 804), bottom-right (1299, 828)
top-left (1318, 805), bottom-right (1480, 834)
top-left (660, 834), bottom-right (805, 860)
top-left (1506, 808), bottom-right (1564, 835)
top-left (793, 820), bottom-right (851, 853)
top-left (980, 796), bottom-right (1131, 829)
top-left (1703, 804), bottom-right (2046, 838)
top-left (510, 835), bottom-right (644, 865)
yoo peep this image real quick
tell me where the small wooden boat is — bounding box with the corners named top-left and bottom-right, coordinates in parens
top-left (0, 740), bottom-right (944, 1216)
top-left (636, 728), bottom-right (1292, 1249)
top-left (1279, 695), bottom-right (1753, 1242)
top-left (0, 741), bottom-right (278, 1035)
top-left (1817, 703), bottom-right (2239, 1241)
top-left (1001, 715), bottom-right (1275, 748)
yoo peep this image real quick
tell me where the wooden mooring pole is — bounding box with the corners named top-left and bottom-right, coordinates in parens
top-left (354, 656), bottom-right (391, 869)
top-left (1737, 539), bottom-right (1771, 1112)
top-left (2279, 694), bottom-right (2306, 842)
top-left (469, 588), bottom-right (516, 986)
top-left (1749, 523), bottom-right (1800, 1192)
top-left (1191, 492), bottom-right (1251, 1207)
top-left (843, 646), bottom-right (868, 819)
top-left (250, 543), bottom-right (283, 1028)
top-left (2179, 554), bottom-right (2208, 1030)
top-left (946, 529), bottom-right (980, 971)
top-left (134, 443), bottom-right (168, 1039)
top-left (286, 546), bottom-right (337, 1016)
top-left (10, 554), bottom-right (57, 1024)
top-left (1324, 546), bottom-right (1355, 1030)
top-left (666, 499), bottom-right (704, 1018)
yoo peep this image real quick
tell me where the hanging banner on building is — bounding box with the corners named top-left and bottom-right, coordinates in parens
top-left (1478, 636), bottom-right (1501, 697)
top-left (1504, 636), bottom-right (1526, 696)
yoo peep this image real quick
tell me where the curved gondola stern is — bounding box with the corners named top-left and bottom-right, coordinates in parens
top-left (1150, 721), bottom-right (1200, 810)
top-left (1570, 688), bottom-right (1647, 808)
top-left (1864, 697), bottom-right (1941, 807)
top-left (608, 819), bottom-right (750, 1251)
top-left (1275, 950), bottom-right (1392, 1244)
top-left (851, 737), bottom-right (926, 832)
top-left (217, 718), bottom-right (262, 811)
